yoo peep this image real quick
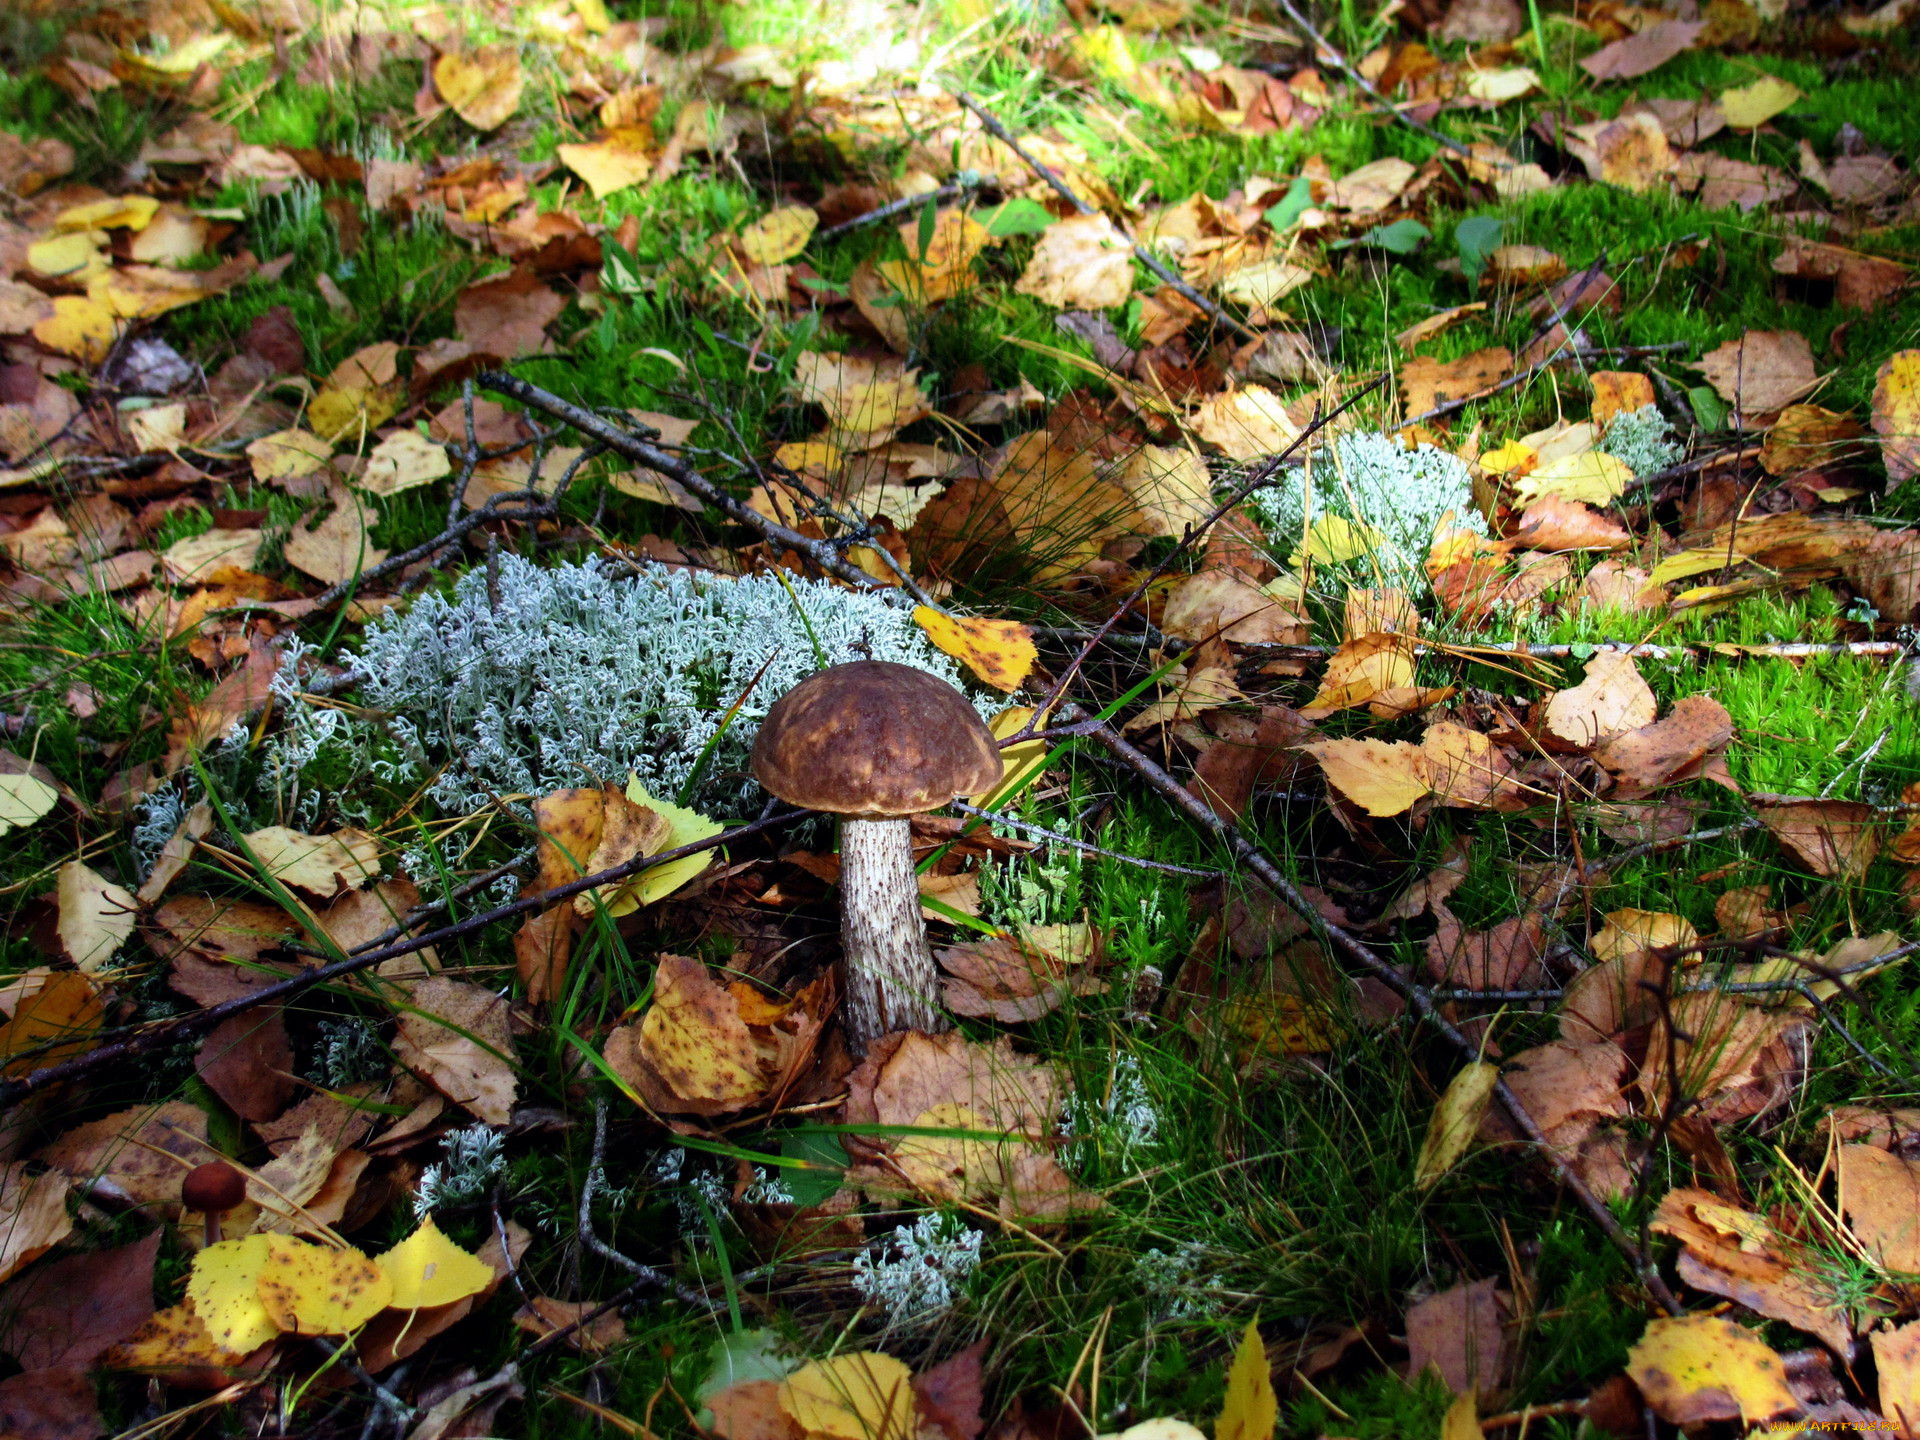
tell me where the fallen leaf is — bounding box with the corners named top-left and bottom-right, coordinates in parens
top-left (557, 128), bottom-right (658, 199)
top-left (1160, 568), bottom-right (1307, 644)
top-left (1415, 1061), bottom-right (1500, 1189)
top-left (1302, 632), bottom-right (1414, 716)
top-left (0, 1165), bottom-right (74, 1287)
top-left (1216, 1320), bottom-right (1277, 1440)
top-left (913, 607), bottom-right (1036, 693)
top-left (196, 1007), bottom-right (295, 1122)
top-left (512, 1295), bottom-right (629, 1352)
top-left (880, 209), bottom-right (994, 303)
top-left (1872, 1321), bottom-right (1920, 1439)
top-left (790, 352), bottom-right (930, 450)
top-left (433, 47), bottom-right (524, 131)
top-left (1513, 451), bottom-right (1633, 507)
top-left (1697, 330), bottom-right (1820, 416)
top-left (393, 976), bottom-right (518, 1125)
top-left (1188, 385), bottom-right (1302, 459)
top-left (162, 527), bottom-right (264, 583)
top-left (256, 1235), bottom-right (393, 1334)
top-left (360, 428), bottom-right (452, 496)
top-left (613, 953), bottom-right (769, 1111)
top-left (1750, 795), bottom-right (1878, 880)
top-left (1543, 651), bottom-right (1657, 747)
top-left (1305, 738), bottom-right (1430, 816)
top-left (55, 860), bottom-right (136, 973)
top-left (779, 1352), bottom-right (916, 1440)
top-left (376, 1217), bottom-right (496, 1309)
top-left (1512, 495), bottom-right (1630, 551)
top-left (38, 1101), bottom-right (207, 1211)
top-left (32, 295), bottom-right (119, 365)
top-left (0, 1231), bottom-right (159, 1371)
top-left (240, 826), bottom-right (379, 897)
top-left (1720, 74), bottom-right (1801, 130)
top-left (1579, 18), bottom-right (1704, 79)
top-left (283, 488), bottom-right (388, 585)
top-left (184, 1234), bottom-right (279, 1357)
top-left (1840, 1144), bottom-right (1920, 1273)
top-left (1401, 347), bottom-right (1511, 417)
top-left (1118, 445), bottom-right (1213, 537)
top-left (1873, 350), bottom-right (1920, 485)
top-left (1407, 1277), bottom-right (1511, 1398)
top-left (454, 268), bottom-right (565, 359)
top-left (1650, 1188), bottom-right (1851, 1352)
top-left (1013, 214), bottom-right (1135, 310)
top-left (740, 206), bottom-right (819, 266)
top-left (0, 971), bottom-right (103, 1077)
top-left (1626, 1314), bottom-right (1798, 1427)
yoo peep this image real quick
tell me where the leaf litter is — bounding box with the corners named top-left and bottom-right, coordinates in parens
top-left (1, 0), bottom-right (1920, 1433)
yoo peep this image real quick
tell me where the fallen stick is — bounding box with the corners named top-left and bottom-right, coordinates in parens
top-left (0, 808), bottom-right (805, 1108)
top-left (948, 89), bottom-right (1260, 342)
top-left (477, 371), bottom-right (904, 599)
top-left (1070, 702), bottom-right (1685, 1315)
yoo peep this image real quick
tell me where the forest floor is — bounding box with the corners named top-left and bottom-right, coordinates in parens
top-left (2, 0), bottom-right (1920, 1437)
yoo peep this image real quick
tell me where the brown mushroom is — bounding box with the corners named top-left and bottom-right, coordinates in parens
top-left (182, 1161), bottom-right (246, 1245)
top-left (751, 660), bottom-right (1003, 1048)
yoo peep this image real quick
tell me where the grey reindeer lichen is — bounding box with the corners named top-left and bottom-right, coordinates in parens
top-left (356, 557), bottom-right (983, 816)
top-left (1249, 430), bottom-right (1486, 578)
top-left (1598, 404), bottom-right (1684, 480)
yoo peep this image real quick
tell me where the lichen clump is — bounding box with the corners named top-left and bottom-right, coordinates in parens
top-left (357, 557), bottom-right (978, 815)
top-left (1598, 404), bottom-right (1683, 479)
top-left (1251, 430), bottom-right (1486, 575)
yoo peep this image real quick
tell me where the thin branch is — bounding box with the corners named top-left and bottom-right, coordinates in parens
top-left (580, 1101), bottom-right (719, 1311)
top-left (813, 178), bottom-right (993, 241)
top-left (948, 89), bottom-right (1260, 341)
top-left (478, 371), bottom-right (916, 599)
top-left (0, 809), bottom-right (806, 1108)
top-left (950, 801), bottom-right (1225, 877)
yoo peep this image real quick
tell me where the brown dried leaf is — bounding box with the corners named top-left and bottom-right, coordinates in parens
top-left (1405, 1277), bottom-right (1511, 1397)
top-left (392, 977), bottom-right (519, 1126)
top-left (1697, 330), bottom-right (1821, 417)
top-left (1751, 794), bottom-right (1879, 880)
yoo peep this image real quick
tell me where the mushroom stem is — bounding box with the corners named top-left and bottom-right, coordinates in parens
top-left (839, 816), bottom-right (947, 1047)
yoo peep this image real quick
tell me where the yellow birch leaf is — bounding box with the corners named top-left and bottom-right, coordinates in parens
top-left (740, 205), bottom-right (819, 266)
top-left (361, 428), bottom-right (452, 496)
top-left (0, 770), bottom-right (59, 837)
top-left (557, 127), bottom-right (657, 200)
top-left (433, 47), bottom-right (524, 131)
top-left (32, 295), bottom-right (118, 364)
top-left (56, 195), bottom-right (160, 232)
top-left (26, 230), bottom-right (108, 280)
top-left (1512, 451), bottom-right (1632, 506)
top-left (969, 706), bottom-right (1049, 809)
top-left (1305, 738), bottom-right (1432, 816)
top-left (256, 1234), bottom-right (393, 1334)
top-left (912, 606), bottom-right (1036, 693)
top-left (1720, 75), bottom-right (1801, 130)
top-left (1414, 1060), bottom-right (1500, 1188)
top-left (778, 1351), bottom-right (917, 1440)
top-left (104, 1304), bottom-right (240, 1371)
top-left (186, 1234), bottom-right (280, 1356)
top-left (1440, 1392), bottom-right (1484, 1440)
top-left (248, 428), bottom-right (334, 484)
top-left (375, 1217), bottom-right (495, 1310)
top-left (1216, 1320), bottom-right (1278, 1440)
top-left (620, 780), bottom-right (724, 904)
top-left (1626, 1314), bottom-right (1798, 1426)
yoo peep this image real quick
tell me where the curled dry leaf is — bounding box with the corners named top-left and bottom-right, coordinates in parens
top-left (1187, 385), bottom-right (1301, 460)
top-left (1592, 693), bottom-right (1735, 798)
top-left (1651, 1188), bottom-right (1851, 1352)
top-left (1644, 991), bottom-right (1806, 1125)
top-left (1302, 633), bottom-right (1414, 716)
top-left (1159, 568), bottom-right (1307, 644)
top-left (1873, 350), bottom-right (1920, 485)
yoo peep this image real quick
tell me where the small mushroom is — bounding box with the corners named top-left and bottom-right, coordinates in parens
top-left (751, 660), bottom-right (1003, 1048)
top-left (182, 1161), bottom-right (246, 1245)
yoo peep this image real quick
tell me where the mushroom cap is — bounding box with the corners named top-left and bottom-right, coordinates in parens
top-left (750, 660), bottom-right (1004, 819)
top-left (182, 1160), bottom-right (246, 1214)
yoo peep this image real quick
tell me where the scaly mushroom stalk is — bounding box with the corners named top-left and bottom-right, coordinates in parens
top-left (839, 816), bottom-right (943, 1042)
